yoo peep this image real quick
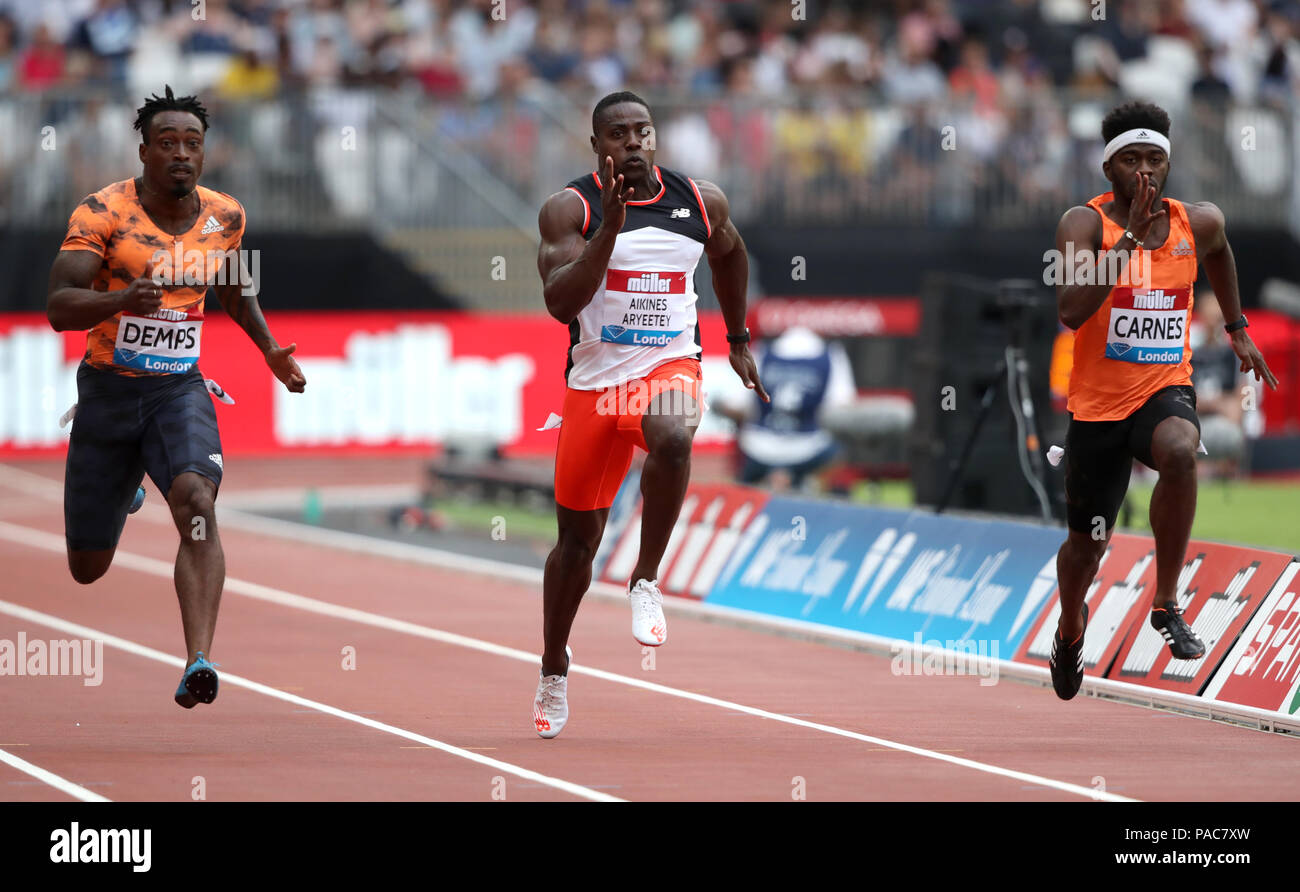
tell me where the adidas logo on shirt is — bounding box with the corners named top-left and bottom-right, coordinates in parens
top-left (200, 216), bottom-right (224, 234)
top-left (1172, 238), bottom-right (1194, 256)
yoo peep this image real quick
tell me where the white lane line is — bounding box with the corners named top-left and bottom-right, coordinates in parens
top-left (0, 518), bottom-right (1134, 802)
top-left (0, 747), bottom-right (111, 803)
top-left (0, 596), bottom-right (620, 804)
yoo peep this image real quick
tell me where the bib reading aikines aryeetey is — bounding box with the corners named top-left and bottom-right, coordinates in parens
top-left (560, 166), bottom-right (711, 390)
top-left (1067, 191), bottom-right (1197, 422)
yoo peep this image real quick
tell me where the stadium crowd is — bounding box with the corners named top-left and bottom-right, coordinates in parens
top-left (0, 1), bottom-right (1297, 102)
top-left (0, 0), bottom-right (1296, 224)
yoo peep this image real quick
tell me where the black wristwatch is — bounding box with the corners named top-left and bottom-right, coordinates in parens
top-left (1224, 314), bottom-right (1248, 334)
top-left (726, 328), bottom-right (751, 345)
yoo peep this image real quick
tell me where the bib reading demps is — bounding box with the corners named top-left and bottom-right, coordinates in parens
top-left (60, 178), bottom-right (246, 376)
top-left (1067, 191), bottom-right (1197, 421)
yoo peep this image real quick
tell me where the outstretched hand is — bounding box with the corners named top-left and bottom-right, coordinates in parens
top-left (729, 344), bottom-right (769, 402)
top-left (599, 155), bottom-right (634, 233)
top-left (1126, 172), bottom-right (1166, 243)
top-left (1230, 331), bottom-right (1279, 391)
top-left (265, 342), bottom-right (306, 392)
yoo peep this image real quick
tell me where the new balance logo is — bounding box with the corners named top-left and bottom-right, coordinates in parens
top-left (670, 208), bottom-right (691, 219)
top-left (1172, 238), bottom-right (1194, 256)
top-left (208, 453), bottom-right (223, 470)
top-left (200, 216), bottom-right (224, 234)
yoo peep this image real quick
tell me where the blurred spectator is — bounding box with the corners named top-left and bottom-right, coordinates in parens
top-left (1257, 3), bottom-right (1300, 108)
top-left (0, 13), bottom-right (17, 92)
top-left (1190, 299), bottom-right (1250, 477)
top-left (18, 24), bottom-right (66, 91)
top-left (69, 0), bottom-right (138, 84)
top-left (218, 47), bottom-right (280, 99)
top-left (1185, 0), bottom-right (1258, 50)
top-left (881, 17), bottom-right (947, 105)
top-left (1189, 41), bottom-right (1232, 100)
top-left (714, 326), bottom-right (858, 490)
top-left (949, 36), bottom-right (1000, 115)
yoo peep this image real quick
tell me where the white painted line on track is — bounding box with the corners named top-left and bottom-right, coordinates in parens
top-left (0, 747), bottom-right (111, 803)
top-left (0, 594), bottom-right (621, 803)
top-left (0, 517), bottom-right (1135, 802)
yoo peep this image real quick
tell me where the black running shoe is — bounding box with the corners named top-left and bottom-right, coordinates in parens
top-left (1049, 602), bottom-right (1089, 701)
top-left (1150, 602), bottom-right (1206, 660)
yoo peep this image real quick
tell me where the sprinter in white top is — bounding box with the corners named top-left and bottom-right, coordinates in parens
top-left (532, 91), bottom-right (768, 738)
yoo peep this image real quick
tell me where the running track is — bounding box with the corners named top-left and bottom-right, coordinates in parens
top-left (1, 458), bottom-right (1296, 802)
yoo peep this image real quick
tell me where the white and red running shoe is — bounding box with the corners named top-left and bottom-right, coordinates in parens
top-left (629, 578), bottom-right (667, 646)
top-left (533, 647), bottom-right (572, 739)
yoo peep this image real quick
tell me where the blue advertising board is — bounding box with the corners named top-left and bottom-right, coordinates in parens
top-left (705, 498), bottom-right (1065, 652)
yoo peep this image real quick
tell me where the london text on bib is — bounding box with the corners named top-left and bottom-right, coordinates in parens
top-left (113, 307), bottom-right (203, 373)
top-left (1104, 287), bottom-right (1189, 364)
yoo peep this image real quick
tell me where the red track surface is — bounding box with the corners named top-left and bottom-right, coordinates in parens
top-left (2, 458), bottom-right (1297, 802)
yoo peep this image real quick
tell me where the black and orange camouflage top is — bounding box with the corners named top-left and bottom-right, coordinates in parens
top-left (60, 178), bottom-right (246, 375)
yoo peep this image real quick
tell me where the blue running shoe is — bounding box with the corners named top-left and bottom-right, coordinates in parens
top-left (128, 486), bottom-right (146, 514)
top-left (175, 652), bottom-right (220, 709)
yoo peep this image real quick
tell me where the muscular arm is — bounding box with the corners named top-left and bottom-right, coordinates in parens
top-left (46, 251), bottom-right (124, 331)
top-left (1189, 202), bottom-right (1243, 324)
top-left (697, 180), bottom-right (768, 400)
top-left (537, 190), bottom-right (618, 325)
top-left (215, 245), bottom-right (306, 391)
top-left (1189, 200), bottom-right (1277, 390)
top-left (1055, 206), bottom-right (1133, 330)
top-left (697, 180), bottom-right (749, 336)
top-left (213, 246), bottom-right (276, 353)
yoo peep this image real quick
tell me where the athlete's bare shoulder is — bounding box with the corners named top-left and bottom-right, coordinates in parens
top-left (692, 179), bottom-right (729, 229)
top-left (538, 188), bottom-right (586, 237)
top-left (1056, 204), bottom-right (1102, 248)
top-left (1181, 200), bottom-right (1225, 231)
top-left (1181, 200), bottom-right (1226, 254)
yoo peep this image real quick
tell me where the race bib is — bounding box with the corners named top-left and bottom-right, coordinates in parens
top-left (600, 269), bottom-right (689, 347)
top-left (1104, 287), bottom-right (1189, 364)
top-left (113, 308), bottom-right (203, 373)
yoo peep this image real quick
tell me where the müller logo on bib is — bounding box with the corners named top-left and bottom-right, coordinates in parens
top-left (606, 269), bottom-right (686, 293)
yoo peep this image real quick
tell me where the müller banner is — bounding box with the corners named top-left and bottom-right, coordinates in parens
top-left (0, 311), bottom-right (745, 457)
top-left (1201, 561), bottom-right (1300, 715)
top-left (1106, 545), bottom-right (1295, 695)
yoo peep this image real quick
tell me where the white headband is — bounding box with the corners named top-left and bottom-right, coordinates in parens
top-left (1103, 128), bottom-right (1171, 163)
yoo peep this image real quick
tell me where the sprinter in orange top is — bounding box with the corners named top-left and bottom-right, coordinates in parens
top-left (45, 86), bottom-right (306, 709)
top-left (1047, 101), bottom-right (1277, 700)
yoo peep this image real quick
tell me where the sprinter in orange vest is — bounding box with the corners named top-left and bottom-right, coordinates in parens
top-left (1048, 101), bottom-right (1277, 700)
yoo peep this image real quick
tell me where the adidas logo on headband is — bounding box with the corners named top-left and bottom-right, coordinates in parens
top-left (1103, 128), bottom-right (1171, 163)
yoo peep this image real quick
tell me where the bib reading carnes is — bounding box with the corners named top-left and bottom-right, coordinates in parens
top-left (60, 178), bottom-right (246, 376)
top-left (1067, 191), bottom-right (1197, 421)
